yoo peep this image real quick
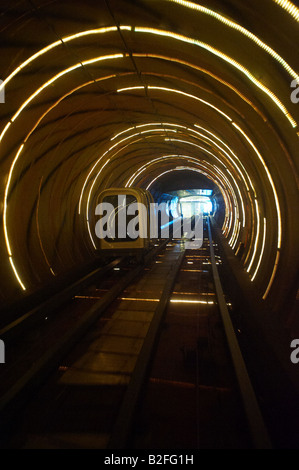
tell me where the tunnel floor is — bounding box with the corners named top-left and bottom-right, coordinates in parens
top-left (1, 233), bottom-right (256, 450)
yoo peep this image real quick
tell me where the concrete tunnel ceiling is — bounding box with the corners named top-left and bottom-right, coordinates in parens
top-left (0, 0), bottom-right (298, 319)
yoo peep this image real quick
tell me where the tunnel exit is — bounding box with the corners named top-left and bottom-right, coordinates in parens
top-left (167, 189), bottom-right (214, 219)
top-left (180, 195), bottom-right (213, 218)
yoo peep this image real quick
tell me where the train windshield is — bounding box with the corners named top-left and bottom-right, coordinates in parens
top-left (101, 194), bottom-right (139, 242)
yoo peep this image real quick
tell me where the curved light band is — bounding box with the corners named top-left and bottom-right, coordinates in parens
top-left (135, 27), bottom-right (297, 128)
top-left (251, 218), bottom-right (267, 282)
top-left (0, 26), bottom-right (285, 297)
top-left (273, 0), bottom-right (299, 21)
top-left (0, 26), bottom-right (130, 93)
top-left (232, 122), bottom-right (282, 251)
top-left (0, 25), bottom-right (295, 132)
top-left (167, 0), bottom-right (299, 80)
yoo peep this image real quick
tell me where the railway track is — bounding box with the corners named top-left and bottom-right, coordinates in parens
top-left (128, 218), bottom-right (272, 449)
top-left (0, 219), bottom-right (272, 449)
top-left (0, 240), bottom-right (168, 440)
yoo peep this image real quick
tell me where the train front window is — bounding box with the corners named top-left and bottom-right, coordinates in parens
top-left (101, 194), bottom-right (139, 242)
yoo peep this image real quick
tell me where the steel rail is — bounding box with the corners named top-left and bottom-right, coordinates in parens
top-left (207, 216), bottom-right (272, 449)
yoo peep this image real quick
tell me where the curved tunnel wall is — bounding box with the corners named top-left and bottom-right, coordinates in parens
top-left (0, 0), bottom-right (298, 329)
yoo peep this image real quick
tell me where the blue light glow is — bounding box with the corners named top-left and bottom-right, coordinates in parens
top-left (180, 195), bottom-right (213, 216)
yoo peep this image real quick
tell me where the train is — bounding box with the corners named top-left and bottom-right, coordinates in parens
top-left (95, 187), bottom-right (204, 256)
top-left (95, 187), bottom-right (157, 257)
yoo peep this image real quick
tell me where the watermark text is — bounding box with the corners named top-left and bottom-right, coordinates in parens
top-left (95, 197), bottom-right (203, 249)
top-left (290, 79), bottom-right (299, 104)
top-left (0, 339), bottom-right (5, 364)
top-left (0, 80), bottom-right (5, 103)
top-left (290, 339), bottom-right (299, 364)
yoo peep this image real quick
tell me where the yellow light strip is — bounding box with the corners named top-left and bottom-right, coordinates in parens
top-left (232, 122), bottom-right (282, 250)
top-left (165, 138), bottom-right (223, 164)
top-left (214, 170), bottom-right (238, 241)
top-left (192, 126), bottom-right (252, 198)
top-left (87, 217), bottom-right (97, 250)
top-left (232, 221), bottom-right (241, 250)
top-left (166, 139), bottom-right (240, 232)
top-left (11, 64), bottom-right (81, 122)
top-left (117, 86), bottom-right (145, 93)
top-left (0, 42), bottom-right (278, 287)
top-left (86, 158), bottom-right (111, 217)
top-left (84, 135), bottom-right (148, 247)
top-left (147, 86), bottom-right (232, 121)
top-left (263, 251), bottom-right (280, 299)
top-left (229, 208), bottom-right (239, 246)
top-left (0, 31), bottom-right (282, 294)
top-left (0, 122), bottom-right (12, 144)
top-left (144, 159), bottom-right (232, 223)
top-left (145, 168), bottom-right (183, 190)
top-left (273, 0), bottom-right (299, 21)
top-left (3, 144), bottom-right (24, 257)
top-left (167, 0), bottom-right (299, 80)
top-left (0, 37), bottom-right (263, 294)
top-left (80, 126), bottom-right (178, 214)
top-left (79, 145), bottom-right (113, 215)
top-left (0, 18), bottom-right (295, 126)
top-left (210, 164), bottom-right (239, 215)
top-left (194, 124), bottom-right (255, 194)
top-left (191, 124), bottom-right (256, 245)
top-left (9, 257), bottom-right (26, 291)
top-left (1, 74), bottom-right (118, 242)
top-left (122, 122), bottom-right (251, 225)
top-left (135, 27), bottom-right (297, 128)
top-left (119, 297), bottom-right (160, 302)
top-left (0, 61), bottom-right (281, 293)
top-left (169, 127), bottom-right (247, 231)
top-left (247, 199), bottom-right (260, 273)
top-left (111, 126), bottom-right (136, 141)
top-left (226, 168), bottom-right (245, 228)
top-left (112, 122), bottom-right (187, 141)
top-left (226, 213), bottom-right (233, 238)
top-left (10, 54), bottom-right (123, 123)
top-left (0, 26), bottom-right (131, 94)
top-left (133, 53), bottom-right (266, 120)
top-left (251, 218), bottom-right (267, 282)
top-left (145, 166), bottom-right (231, 220)
top-left (2, 64), bottom-right (125, 290)
top-left (127, 154), bottom-right (223, 189)
top-left (0, 40), bottom-right (62, 94)
top-left (22, 73), bottom-right (117, 144)
top-left (62, 26), bottom-right (119, 43)
top-left (170, 299), bottom-right (215, 304)
top-left (0, 17), bottom-right (295, 250)
top-left (86, 157), bottom-right (112, 249)
top-left (85, 129), bottom-right (172, 185)
top-left (126, 155), bottom-right (181, 187)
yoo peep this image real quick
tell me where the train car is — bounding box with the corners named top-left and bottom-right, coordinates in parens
top-left (96, 187), bottom-right (155, 257)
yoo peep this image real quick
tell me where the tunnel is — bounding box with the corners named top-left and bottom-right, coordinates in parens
top-left (0, 0), bottom-right (298, 450)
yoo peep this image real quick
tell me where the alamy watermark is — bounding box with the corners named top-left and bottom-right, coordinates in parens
top-left (0, 80), bottom-right (5, 104)
top-left (95, 196), bottom-right (203, 249)
top-left (290, 339), bottom-right (299, 364)
top-left (290, 79), bottom-right (299, 104)
top-left (0, 339), bottom-right (5, 364)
